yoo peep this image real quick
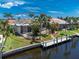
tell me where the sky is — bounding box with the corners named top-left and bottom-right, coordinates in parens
top-left (0, 0), bottom-right (79, 18)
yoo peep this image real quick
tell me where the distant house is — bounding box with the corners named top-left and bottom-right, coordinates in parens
top-left (14, 19), bottom-right (32, 34)
top-left (6, 18), bottom-right (32, 34)
top-left (49, 18), bottom-right (69, 29)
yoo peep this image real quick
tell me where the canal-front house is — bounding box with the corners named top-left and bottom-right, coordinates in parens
top-left (49, 18), bottom-right (69, 30)
top-left (7, 18), bottom-right (32, 35)
top-left (14, 23), bottom-right (31, 34)
top-left (14, 19), bottom-right (32, 35)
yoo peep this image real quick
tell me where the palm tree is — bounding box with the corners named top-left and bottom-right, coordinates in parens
top-left (1, 13), bottom-right (13, 51)
top-left (34, 14), bottom-right (52, 34)
top-left (1, 21), bottom-right (10, 51)
top-left (31, 20), bottom-right (40, 42)
top-left (50, 22), bottom-right (59, 34)
top-left (45, 16), bottom-right (52, 34)
top-left (37, 13), bottom-right (49, 34)
top-left (45, 21), bottom-right (51, 34)
top-left (4, 13), bottom-right (13, 19)
top-left (0, 20), bottom-right (4, 31)
top-left (28, 12), bottom-right (34, 19)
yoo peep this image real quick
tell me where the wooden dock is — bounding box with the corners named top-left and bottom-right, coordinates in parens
top-left (41, 36), bottom-right (71, 47)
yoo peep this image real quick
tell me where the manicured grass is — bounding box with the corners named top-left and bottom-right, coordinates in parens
top-left (41, 34), bottom-right (52, 41)
top-left (38, 29), bottom-right (79, 41)
top-left (3, 34), bottom-right (52, 51)
top-left (57, 29), bottom-right (79, 37)
top-left (2, 29), bottom-right (79, 52)
top-left (3, 34), bottom-right (31, 52)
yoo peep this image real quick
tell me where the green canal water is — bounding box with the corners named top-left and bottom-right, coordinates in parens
top-left (4, 37), bottom-right (79, 59)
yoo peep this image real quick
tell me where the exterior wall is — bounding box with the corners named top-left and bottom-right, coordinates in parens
top-left (21, 26), bottom-right (27, 34)
top-left (26, 26), bottom-right (31, 32)
top-left (59, 24), bottom-right (69, 30)
top-left (15, 26), bottom-right (21, 34)
top-left (14, 25), bottom-right (31, 34)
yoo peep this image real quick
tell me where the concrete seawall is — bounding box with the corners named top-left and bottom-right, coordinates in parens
top-left (2, 43), bottom-right (41, 57)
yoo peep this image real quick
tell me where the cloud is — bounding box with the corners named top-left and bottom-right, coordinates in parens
top-left (0, 1), bottom-right (26, 9)
top-left (24, 7), bottom-right (41, 13)
top-left (15, 14), bottom-right (26, 17)
top-left (48, 11), bottom-right (64, 14)
top-left (24, 7), bottom-right (40, 10)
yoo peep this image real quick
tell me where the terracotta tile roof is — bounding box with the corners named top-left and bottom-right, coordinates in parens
top-left (49, 18), bottom-right (69, 24)
top-left (15, 19), bottom-right (32, 24)
top-left (7, 18), bottom-right (32, 25)
top-left (7, 19), bottom-right (16, 25)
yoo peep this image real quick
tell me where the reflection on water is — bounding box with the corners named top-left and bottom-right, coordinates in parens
top-left (4, 37), bottom-right (79, 59)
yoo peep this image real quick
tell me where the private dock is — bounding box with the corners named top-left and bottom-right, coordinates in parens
top-left (41, 36), bottom-right (71, 47)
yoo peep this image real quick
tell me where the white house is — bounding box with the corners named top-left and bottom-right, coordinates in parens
top-left (14, 23), bottom-right (31, 34)
top-left (14, 19), bottom-right (32, 34)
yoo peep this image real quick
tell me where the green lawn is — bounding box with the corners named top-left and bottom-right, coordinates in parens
top-left (3, 34), bottom-right (31, 52)
top-left (2, 29), bottom-right (79, 52)
top-left (41, 34), bottom-right (52, 41)
top-left (3, 34), bottom-right (52, 52)
top-left (57, 29), bottom-right (79, 37)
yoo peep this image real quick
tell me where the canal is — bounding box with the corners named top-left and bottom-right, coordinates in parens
top-left (4, 37), bottom-right (79, 59)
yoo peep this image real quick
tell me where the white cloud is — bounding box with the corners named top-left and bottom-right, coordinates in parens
top-left (29, 10), bottom-right (40, 13)
top-left (24, 7), bottom-right (40, 13)
top-left (48, 11), bottom-right (64, 14)
top-left (14, 1), bottom-right (26, 6)
top-left (0, 1), bottom-right (26, 9)
top-left (24, 7), bottom-right (41, 11)
top-left (15, 14), bottom-right (26, 17)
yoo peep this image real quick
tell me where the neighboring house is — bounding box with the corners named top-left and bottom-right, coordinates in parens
top-left (49, 18), bottom-right (69, 29)
top-left (14, 23), bottom-right (31, 34)
top-left (7, 18), bottom-right (32, 35)
top-left (14, 19), bottom-right (32, 34)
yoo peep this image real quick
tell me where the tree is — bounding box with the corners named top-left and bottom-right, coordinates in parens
top-left (4, 13), bottom-right (13, 19)
top-left (28, 12), bottom-right (34, 19)
top-left (0, 20), bottom-right (4, 31)
top-left (1, 21), bottom-right (10, 51)
top-left (50, 22), bottom-right (59, 33)
top-left (1, 13), bottom-right (14, 51)
top-left (45, 16), bottom-right (52, 34)
top-left (34, 14), bottom-right (52, 34)
top-left (31, 20), bottom-right (40, 42)
top-left (33, 14), bottom-right (44, 36)
top-left (45, 21), bottom-right (51, 34)
top-left (57, 16), bottom-right (63, 19)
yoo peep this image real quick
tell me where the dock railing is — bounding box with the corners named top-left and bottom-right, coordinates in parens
top-left (41, 35), bottom-right (71, 47)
